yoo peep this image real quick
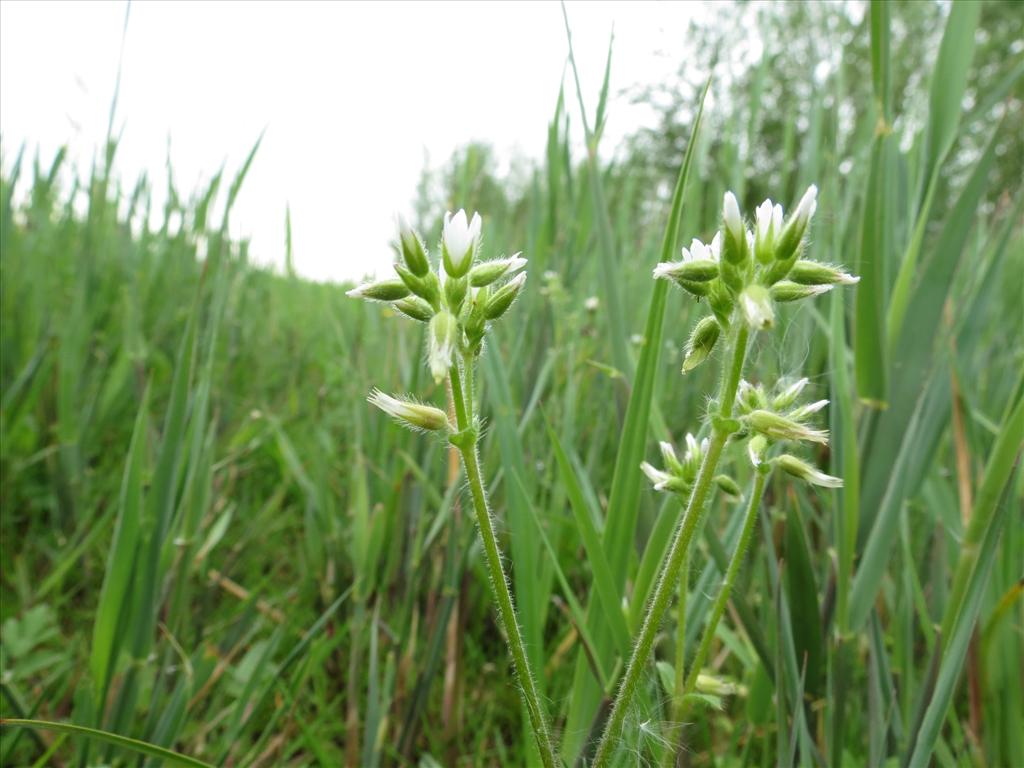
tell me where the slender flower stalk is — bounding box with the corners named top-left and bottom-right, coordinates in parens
top-left (592, 322), bottom-right (750, 767)
top-left (594, 184), bottom-right (855, 767)
top-left (352, 209), bottom-right (557, 768)
top-left (681, 468), bottom-right (770, 701)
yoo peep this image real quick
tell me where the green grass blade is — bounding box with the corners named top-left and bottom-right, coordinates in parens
top-left (0, 719), bottom-right (214, 768)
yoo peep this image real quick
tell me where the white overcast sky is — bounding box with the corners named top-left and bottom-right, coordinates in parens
top-left (1, 1), bottom-right (703, 282)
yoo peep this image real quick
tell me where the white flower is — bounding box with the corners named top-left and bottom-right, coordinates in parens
top-left (640, 461), bottom-right (673, 491)
top-left (442, 209), bottom-right (482, 277)
top-left (789, 399), bottom-right (829, 420)
top-left (584, 296), bottom-right (600, 311)
top-left (723, 191), bottom-right (743, 240)
top-left (792, 185), bottom-right (817, 230)
top-left (682, 236), bottom-right (719, 263)
top-left (755, 199), bottom-right (784, 242)
top-left (368, 389), bottom-right (450, 432)
top-left (659, 441), bottom-right (678, 469)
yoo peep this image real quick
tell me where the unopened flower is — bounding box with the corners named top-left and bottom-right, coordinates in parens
top-left (640, 461), bottom-right (675, 492)
top-left (774, 184), bottom-right (817, 263)
top-left (394, 296), bottom-right (434, 322)
top-left (723, 192), bottom-right (743, 242)
top-left (428, 311), bottom-right (459, 382)
top-left (584, 296), bottom-right (600, 312)
top-left (396, 214), bottom-right (430, 276)
top-left (739, 285), bottom-right (775, 330)
top-left (682, 316), bottom-right (720, 373)
top-left (721, 192), bottom-right (751, 272)
top-left (774, 454), bottom-right (843, 488)
top-left (747, 434), bottom-right (768, 467)
top-left (747, 409), bottom-right (829, 445)
top-left (754, 199), bottom-right (783, 264)
top-left (788, 399), bottom-right (829, 421)
top-left (347, 279), bottom-right (411, 303)
top-left (442, 209), bottom-right (481, 277)
top-left (470, 254), bottom-right (527, 287)
top-left (770, 281), bottom-right (833, 303)
top-left (368, 389), bottom-right (451, 432)
top-left (484, 272), bottom-right (527, 320)
top-left (788, 260), bottom-right (859, 286)
top-left (772, 378), bottom-right (809, 410)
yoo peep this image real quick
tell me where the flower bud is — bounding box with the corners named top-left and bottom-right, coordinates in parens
top-left (771, 378), bottom-right (809, 410)
top-left (754, 199), bottom-right (783, 264)
top-left (714, 474), bottom-right (742, 498)
top-left (347, 279), bottom-right (410, 303)
top-left (397, 214), bottom-right (430, 277)
top-left (737, 380), bottom-right (767, 414)
top-left (682, 316), bottom-right (720, 373)
top-left (721, 193), bottom-right (751, 270)
top-left (395, 264), bottom-right (440, 307)
top-left (444, 274), bottom-right (469, 314)
top-left (774, 454), bottom-right (843, 488)
top-left (653, 258), bottom-right (720, 285)
top-left (368, 389), bottom-right (451, 432)
top-left (788, 399), bottom-right (829, 421)
top-left (707, 281), bottom-right (734, 327)
top-left (747, 434), bottom-right (768, 467)
top-left (682, 433), bottom-right (707, 477)
top-left (659, 441), bottom-right (683, 474)
top-left (695, 673), bottom-right (739, 697)
top-left (465, 286), bottom-right (489, 348)
top-left (770, 281), bottom-right (832, 303)
top-left (739, 285), bottom-right (775, 331)
top-left (484, 272), bottom-right (526, 320)
top-left (428, 311), bottom-right (459, 383)
top-left (747, 409), bottom-right (829, 445)
top-left (442, 209), bottom-right (481, 278)
top-left (469, 254), bottom-right (527, 287)
top-left (788, 260), bottom-right (859, 286)
top-left (393, 296), bottom-right (434, 322)
top-left (640, 461), bottom-right (689, 494)
top-left (774, 184), bottom-right (817, 264)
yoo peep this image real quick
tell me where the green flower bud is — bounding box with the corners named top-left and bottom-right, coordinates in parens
top-left (739, 285), bottom-right (775, 331)
top-left (395, 263), bottom-right (440, 308)
top-left (470, 254), bottom-right (527, 287)
top-left (396, 214), bottom-right (430, 277)
top-left (707, 281), bottom-right (734, 327)
top-left (346, 279), bottom-right (410, 303)
top-left (682, 315), bottom-right (720, 373)
top-left (774, 453), bottom-right (843, 488)
top-left (714, 474), bottom-right (742, 498)
top-left (653, 259), bottom-right (720, 284)
top-left (428, 311), bottom-right (459, 383)
top-left (770, 281), bottom-right (832, 303)
top-left (368, 389), bottom-right (451, 432)
top-left (788, 260), bottom-right (859, 286)
top-left (484, 272), bottom-right (526, 320)
top-left (444, 274), bottom-right (469, 314)
top-left (747, 409), bottom-right (829, 445)
top-left (774, 184), bottom-right (817, 263)
top-left (394, 296), bottom-right (434, 322)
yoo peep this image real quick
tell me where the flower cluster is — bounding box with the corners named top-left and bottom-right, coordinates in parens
top-left (349, 210), bottom-right (528, 429)
top-left (736, 378), bottom-right (842, 488)
top-left (641, 433), bottom-right (740, 499)
top-left (655, 186), bottom-right (857, 372)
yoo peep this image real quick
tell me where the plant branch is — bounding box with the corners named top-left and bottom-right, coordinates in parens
top-left (448, 361), bottom-right (559, 768)
top-left (592, 323), bottom-right (750, 767)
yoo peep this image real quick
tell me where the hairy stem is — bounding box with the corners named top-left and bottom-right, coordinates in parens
top-left (662, 542), bottom-right (691, 768)
top-left (592, 323), bottom-right (749, 767)
top-left (448, 360), bottom-right (559, 768)
top-left (682, 468), bottom-right (769, 701)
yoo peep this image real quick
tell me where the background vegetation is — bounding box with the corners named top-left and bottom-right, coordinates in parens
top-left (2, 1), bottom-right (1022, 766)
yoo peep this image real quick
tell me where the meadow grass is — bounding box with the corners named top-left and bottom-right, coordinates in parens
top-left (2, 1), bottom-right (1023, 766)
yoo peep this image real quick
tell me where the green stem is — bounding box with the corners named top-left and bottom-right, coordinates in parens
top-left (662, 542), bottom-right (690, 768)
top-left (682, 468), bottom-right (769, 701)
top-left (592, 324), bottom-right (750, 768)
top-left (448, 361), bottom-right (559, 768)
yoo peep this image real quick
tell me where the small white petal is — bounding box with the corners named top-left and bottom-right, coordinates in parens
top-left (723, 192), bottom-right (743, 237)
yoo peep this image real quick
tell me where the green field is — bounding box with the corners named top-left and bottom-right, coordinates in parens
top-left (2, 2), bottom-right (1022, 766)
